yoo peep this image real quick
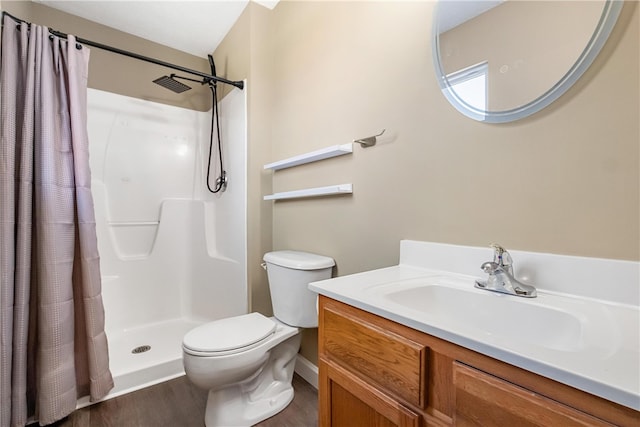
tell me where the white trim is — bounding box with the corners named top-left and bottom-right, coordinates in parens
top-left (295, 354), bottom-right (318, 389)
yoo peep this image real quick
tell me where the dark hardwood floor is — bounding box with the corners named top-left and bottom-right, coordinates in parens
top-left (49, 374), bottom-right (317, 427)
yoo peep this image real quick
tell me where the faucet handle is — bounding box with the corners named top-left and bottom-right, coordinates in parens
top-left (490, 243), bottom-right (506, 258)
top-left (489, 243), bottom-right (514, 275)
top-left (489, 243), bottom-right (509, 265)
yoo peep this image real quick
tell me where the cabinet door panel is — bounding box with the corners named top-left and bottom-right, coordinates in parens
top-left (453, 362), bottom-right (612, 427)
top-left (332, 382), bottom-right (399, 427)
top-left (322, 305), bottom-right (427, 407)
top-left (321, 359), bottom-right (422, 427)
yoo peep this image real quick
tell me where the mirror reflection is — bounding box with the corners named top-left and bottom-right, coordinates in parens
top-left (433, 0), bottom-right (622, 122)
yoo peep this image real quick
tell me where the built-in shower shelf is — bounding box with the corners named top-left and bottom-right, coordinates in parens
top-left (264, 183), bottom-right (353, 201)
top-left (263, 143), bottom-right (352, 171)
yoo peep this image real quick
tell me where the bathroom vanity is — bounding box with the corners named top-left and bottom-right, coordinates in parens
top-left (310, 241), bottom-right (640, 426)
top-left (318, 296), bottom-right (637, 426)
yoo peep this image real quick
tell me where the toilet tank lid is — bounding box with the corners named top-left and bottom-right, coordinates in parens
top-left (263, 250), bottom-right (335, 270)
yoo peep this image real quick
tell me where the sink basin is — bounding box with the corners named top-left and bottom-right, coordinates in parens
top-left (386, 283), bottom-right (582, 351)
top-left (364, 275), bottom-right (616, 354)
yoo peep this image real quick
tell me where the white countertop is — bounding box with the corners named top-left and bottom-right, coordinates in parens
top-left (309, 240), bottom-right (640, 411)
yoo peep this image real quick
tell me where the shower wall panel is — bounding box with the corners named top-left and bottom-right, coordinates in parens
top-left (86, 88), bottom-right (248, 335)
top-left (190, 87), bottom-right (248, 321)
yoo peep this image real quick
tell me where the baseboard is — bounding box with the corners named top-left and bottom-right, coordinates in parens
top-left (294, 354), bottom-right (318, 389)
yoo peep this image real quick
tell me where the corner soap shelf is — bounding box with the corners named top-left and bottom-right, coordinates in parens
top-left (263, 143), bottom-right (353, 201)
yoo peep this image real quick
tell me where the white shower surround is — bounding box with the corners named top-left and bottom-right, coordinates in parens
top-left (82, 87), bottom-right (248, 402)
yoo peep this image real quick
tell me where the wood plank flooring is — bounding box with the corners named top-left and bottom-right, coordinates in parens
top-left (50, 374), bottom-right (317, 427)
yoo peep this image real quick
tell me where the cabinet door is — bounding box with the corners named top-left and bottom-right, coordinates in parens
top-left (453, 362), bottom-right (612, 427)
top-left (320, 359), bottom-right (422, 427)
top-left (321, 304), bottom-right (428, 407)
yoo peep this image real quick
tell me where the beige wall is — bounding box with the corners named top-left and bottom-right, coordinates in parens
top-left (215, 1), bottom-right (639, 364)
top-left (2, 1), bottom-right (212, 111)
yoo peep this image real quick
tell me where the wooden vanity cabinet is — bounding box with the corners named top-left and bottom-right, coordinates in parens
top-left (318, 296), bottom-right (640, 427)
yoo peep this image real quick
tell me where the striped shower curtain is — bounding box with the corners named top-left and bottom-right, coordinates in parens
top-left (0, 15), bottom-right (113, 426)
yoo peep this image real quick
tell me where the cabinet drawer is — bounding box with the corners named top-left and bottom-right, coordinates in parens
top-left (453, 362), bottom-right (612, 427)
top-left (322, 306), bottom-right (428, 408)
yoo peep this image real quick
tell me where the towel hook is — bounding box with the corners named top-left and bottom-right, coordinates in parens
top-left (353, 129), bottom-right (385, 148)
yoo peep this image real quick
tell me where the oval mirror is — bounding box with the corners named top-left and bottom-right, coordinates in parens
top-left (432, 0), bottom-right (623, 123)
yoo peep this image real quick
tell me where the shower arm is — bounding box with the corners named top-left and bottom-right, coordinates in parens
top-left (170, 55), bottom-right (220, 87)
top-left (1, 11), bottom-right (244, 91)
top-left (170, 74), bottom-right (210, 85)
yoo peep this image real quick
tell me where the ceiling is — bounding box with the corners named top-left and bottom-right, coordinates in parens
top-left (35, 0), bottom-right (278, 58)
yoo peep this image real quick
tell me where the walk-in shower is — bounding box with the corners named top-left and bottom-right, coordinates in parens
top-left (80, 86), bottom-right (248, 403)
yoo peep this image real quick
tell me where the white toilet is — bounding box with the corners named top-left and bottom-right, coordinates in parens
top-left (182, 250), bottom-right (334, 427)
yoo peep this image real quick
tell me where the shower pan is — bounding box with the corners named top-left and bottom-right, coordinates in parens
top-left (79, 86), bottom-right (248, 403)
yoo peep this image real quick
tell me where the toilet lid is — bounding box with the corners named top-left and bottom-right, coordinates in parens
top-left (183, 312), bottom-right (276, 354)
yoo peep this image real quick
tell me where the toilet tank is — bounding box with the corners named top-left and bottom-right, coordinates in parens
top-left (263, 250), bottom-right (334, 328)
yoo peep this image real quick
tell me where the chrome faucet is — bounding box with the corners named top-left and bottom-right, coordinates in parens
top-left (474, 244), bottom-right (537, 298)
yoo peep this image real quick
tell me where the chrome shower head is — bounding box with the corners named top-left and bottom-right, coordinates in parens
top-left (153, 74), bottom-right (192, 93)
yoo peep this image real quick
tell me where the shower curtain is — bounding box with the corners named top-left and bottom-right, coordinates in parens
top-left (0, 15), bottom-right (113, 426)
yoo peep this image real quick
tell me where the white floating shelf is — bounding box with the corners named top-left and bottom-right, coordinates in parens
top-left (264, 183), bottom-right (353, 201)
top-left (264, 143), bottom-right (352, 171)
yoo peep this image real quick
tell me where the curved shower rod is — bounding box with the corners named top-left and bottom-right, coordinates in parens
top-left (1, 11), bottom-right (244, 90)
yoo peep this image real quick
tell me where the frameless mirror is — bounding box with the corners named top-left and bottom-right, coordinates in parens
top-left (432, 0), bottom-right (623, 123)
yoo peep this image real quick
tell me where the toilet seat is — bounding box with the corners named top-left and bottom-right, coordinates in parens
top-left (183, 312), bottom-right (276, 357)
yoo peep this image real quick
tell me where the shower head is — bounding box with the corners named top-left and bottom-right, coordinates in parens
top-left (153, 74), bottom-right (192, 93)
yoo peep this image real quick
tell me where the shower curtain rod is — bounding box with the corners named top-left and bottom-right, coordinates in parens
top-left (1, 11), bottom-right (244, 90)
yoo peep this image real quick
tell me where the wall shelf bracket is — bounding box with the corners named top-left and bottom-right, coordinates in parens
top-left (353, 129), bottom-right (385, 148)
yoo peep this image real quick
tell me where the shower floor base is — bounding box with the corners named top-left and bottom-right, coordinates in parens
top-left (78, 317), bottom-right (204, 407)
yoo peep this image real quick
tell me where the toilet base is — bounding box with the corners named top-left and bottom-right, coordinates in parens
top-left (205, 382), bottom-right (294, 427)
top-left (204, 333), bottom-right (301, 427)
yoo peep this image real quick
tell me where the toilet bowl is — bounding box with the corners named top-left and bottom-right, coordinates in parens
top-left (182, 250), bottom-right (334, 427)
